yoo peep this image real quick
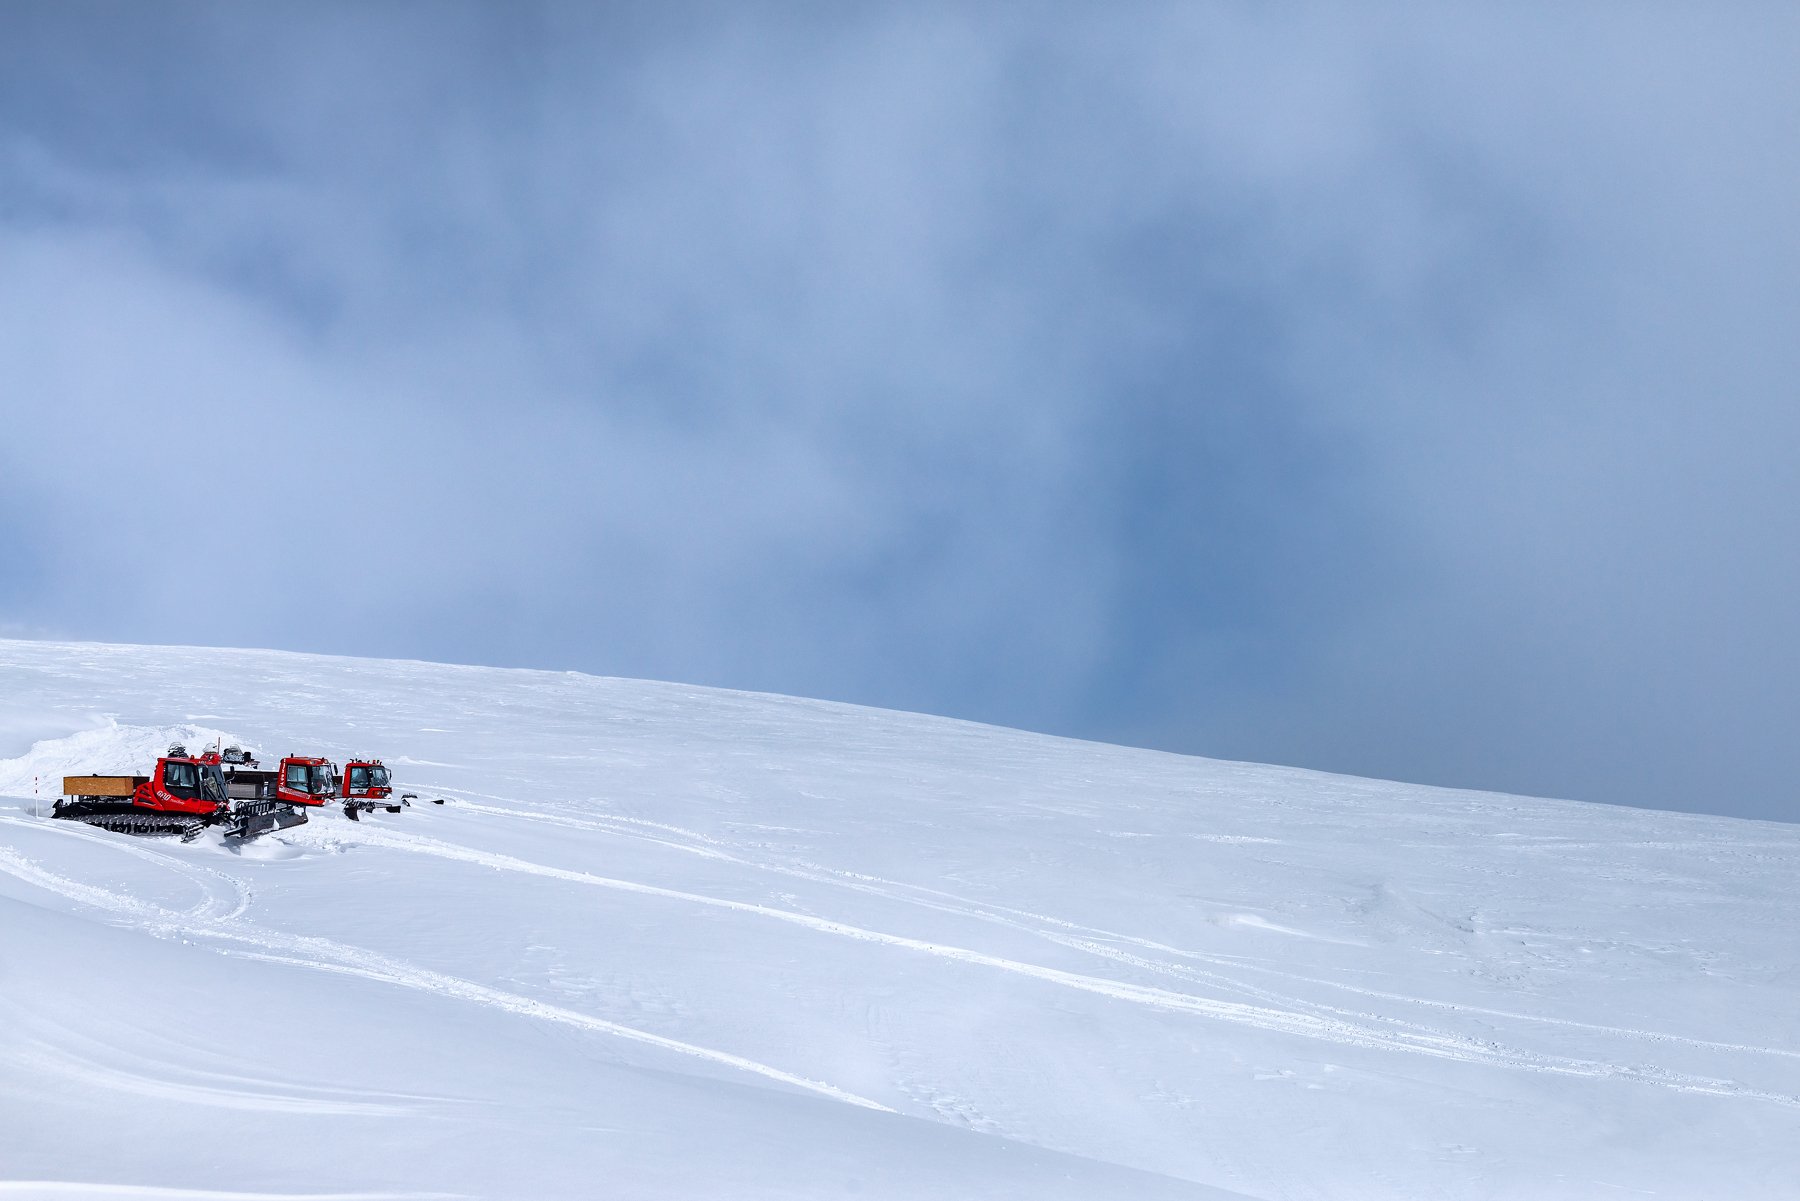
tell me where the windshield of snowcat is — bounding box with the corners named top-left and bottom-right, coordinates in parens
top-left (162, 761), bottom-right (198, 793)
top-left (310, 764), bottom-right (337, 794)
top-left (200, 764), bottom-right (226, 802)
top-left (347, 764), bottom-right (389, 791)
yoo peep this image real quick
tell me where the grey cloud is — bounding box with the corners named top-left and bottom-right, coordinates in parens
top-left (2, 3), bottom-right (1796, 818)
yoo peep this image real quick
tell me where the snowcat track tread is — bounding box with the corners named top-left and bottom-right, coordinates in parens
top-left (54, 811), bottom-right (208, 840)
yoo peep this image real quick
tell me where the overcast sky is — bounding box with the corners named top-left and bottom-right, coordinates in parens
top-left (2, 3), bottom-right (1797, 820)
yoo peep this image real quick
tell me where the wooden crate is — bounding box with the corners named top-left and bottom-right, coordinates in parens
top-left (63, 775), bottom-right (147, 797)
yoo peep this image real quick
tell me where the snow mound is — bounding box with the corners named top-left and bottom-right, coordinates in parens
top-left (0, 720), bottom-right (249, 804)
top-left (0, 706), bottom-right (111, 760)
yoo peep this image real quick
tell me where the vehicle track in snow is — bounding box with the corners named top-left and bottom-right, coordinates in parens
top-left (325, 817), bottom-right (1800, 1110)
top-left (0, 814), bottom-right (252, 921)
top-left (436, 794), bottom-right (1800, 1078)
top-left (2, 1027), bottom-right (424, 1119)
top-left (9, 805), bottom-right (1796, 1117)
top-left (0, 823), bottom-right (892, 1115)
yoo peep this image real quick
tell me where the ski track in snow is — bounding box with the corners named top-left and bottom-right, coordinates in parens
top-left (292, 808), bottom-right (1800, 1111)
top-left (0, 817), bottom-right (892, 1115)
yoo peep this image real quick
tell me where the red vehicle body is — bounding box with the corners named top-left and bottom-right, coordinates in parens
top-left (132, 750), bottom-right (232, 814)
top-left (339, 759), bottom-right (393, 803)
top-left (337, 758), bottom-right (413, 819)
top-left (57, 746), bottom-right (307, 840)
top-left (59, 744), bottom-right (439, 837)
top-left (224, 754), bottom-right (339, 807)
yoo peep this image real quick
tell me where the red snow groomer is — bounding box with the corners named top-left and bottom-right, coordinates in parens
top-left (55, 744), bottom-right (310, 842)
top-left (338, 757), bottom-right (410, 820)
top-left (219, 750), bottom-right (341, 814)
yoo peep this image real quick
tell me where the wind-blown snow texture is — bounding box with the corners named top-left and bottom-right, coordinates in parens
top-left (0, 640), bottom-right (1796, 1200)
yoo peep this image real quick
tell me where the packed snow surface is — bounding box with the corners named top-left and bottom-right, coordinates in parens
top-left (1, 640), bottom-right (1797, 1200)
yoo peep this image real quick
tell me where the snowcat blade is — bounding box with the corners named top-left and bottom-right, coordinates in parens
top-left (345, 796), bottom-right (408, 820)
top-left (226, 802), bottom-right (308, 841)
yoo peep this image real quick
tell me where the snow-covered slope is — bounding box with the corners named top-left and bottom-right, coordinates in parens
top-left (1, 639), bottom-right (1796, 1200)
